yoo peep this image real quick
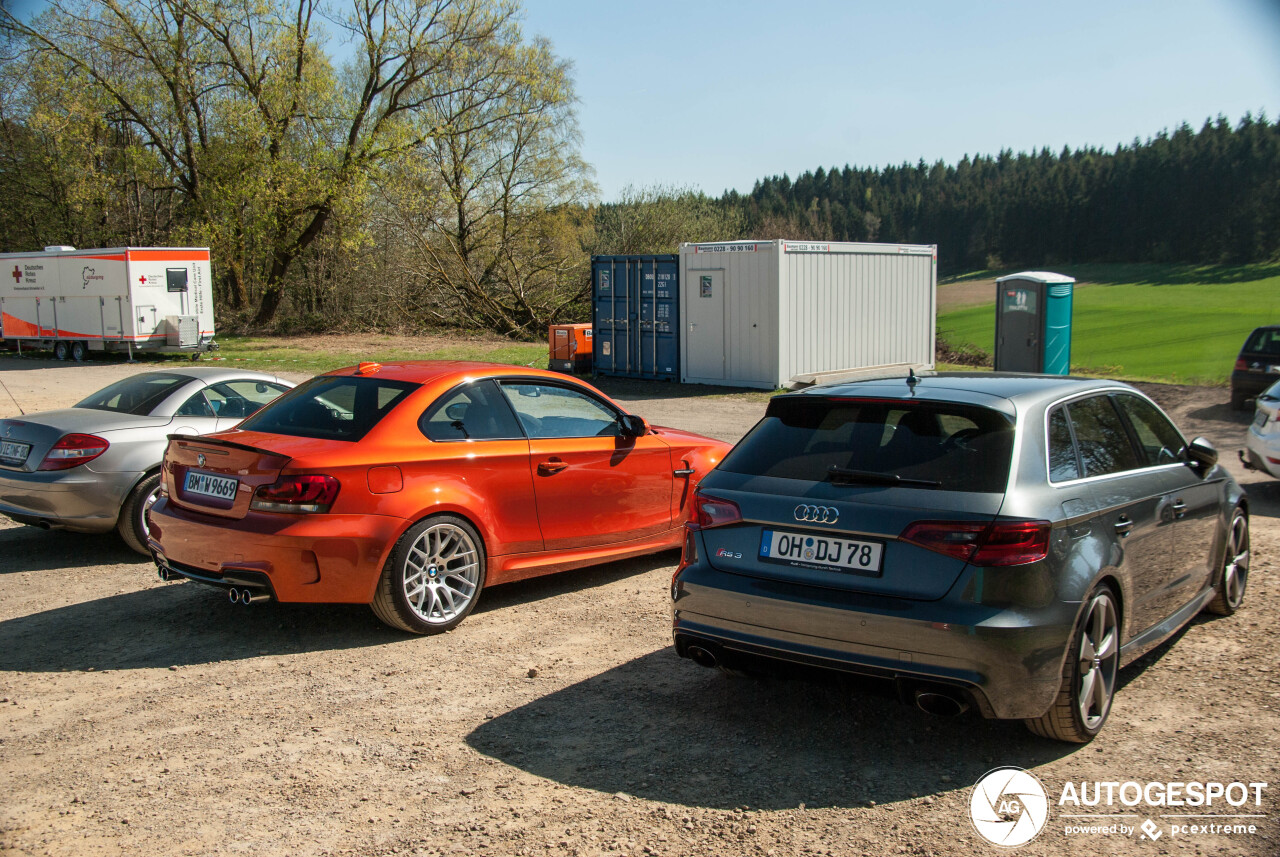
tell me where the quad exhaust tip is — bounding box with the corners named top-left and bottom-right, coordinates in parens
top-left (228, 587), bottom-right (270, 605)
top-left (914, 689), bottom-right (970, 717)
top-left (686, 645), bottom-right (719, 669)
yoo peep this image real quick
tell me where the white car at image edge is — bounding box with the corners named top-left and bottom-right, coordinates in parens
top-left (1243, 379), bottom-right (1280, 478)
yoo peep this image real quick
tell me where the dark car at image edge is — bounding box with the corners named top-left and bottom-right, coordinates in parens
top-left (1231, 324), bottom-right (1280, 410)
top-left (671, 372), bottom-right (1249, 742)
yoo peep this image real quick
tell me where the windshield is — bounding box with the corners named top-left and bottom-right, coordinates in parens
top-left (719, 396), bottom-right (1015, 493)
top-left (238, 375), bottom-right (418, 441)
top-left (75, 373), bottom-right (193, 415)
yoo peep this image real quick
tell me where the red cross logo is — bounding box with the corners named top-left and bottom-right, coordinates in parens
top-left (138, 275), bottom-right (147, 285)
top-left (11, 265), bottom-right (20, 283)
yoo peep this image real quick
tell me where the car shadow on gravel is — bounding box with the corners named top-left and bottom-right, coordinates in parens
top-left (587, 376), bottom-right (768, 402)
top-left (468, 648), bottom-right (1075, 811)
top-left (0, 526), bottom-right (143, 574)
top-left (0, 583), bottom-right (406, 671)
top-left (0, 550), bottom-right (677, 672)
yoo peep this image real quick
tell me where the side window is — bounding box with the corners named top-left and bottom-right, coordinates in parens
top-left (174, 390), bottom-right (215, 418)
top-left (421, 380), bottom-right (523, 442)
top-left (206, 380), bottom-right (291, 420)
top-left (1113, 394), bottom-right (1185, 466)
top-left (1065, 396), bottom-right (1141, 477)
top-left (1047, 406), bottom-right (1080, 482)
top-left (499, 382), bottom-right (620, 439)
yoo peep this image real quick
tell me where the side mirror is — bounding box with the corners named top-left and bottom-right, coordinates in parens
top-left (619, 414), bottom-right (648, 438)
top-left (1186, 436), bottom-right (1218, 469)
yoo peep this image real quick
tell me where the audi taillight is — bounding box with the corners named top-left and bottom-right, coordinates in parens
top-left (694, 491), bottom-right (742, 528)
top-left (901, 519), bottom-right (1051, 567)
top-left (250, 475), bottom-right (340, 513)
top-left (38, 434), bottom-right (109, 470)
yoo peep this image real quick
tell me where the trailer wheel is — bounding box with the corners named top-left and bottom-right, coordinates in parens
top-left (52, 341), bottom-right (68, 361)
top-left (70, 341), bottom-right (87, 362)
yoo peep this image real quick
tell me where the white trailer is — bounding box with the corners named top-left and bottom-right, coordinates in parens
top-left (0, 246), bottom-right (216, 360)
top-left (679, 239), bottom-right (937, 389)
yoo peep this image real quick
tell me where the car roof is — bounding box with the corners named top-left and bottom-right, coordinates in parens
top-left (320, 361), bottom-right (576, 386)
top-left (789, 372), bottom-right (1134, 414)
top-left (129, 366), bottom-right (286, 384)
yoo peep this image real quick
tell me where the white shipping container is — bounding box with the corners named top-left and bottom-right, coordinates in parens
top-left (679, 239), bottom-right (936, 389)
top-left (0, 246), bottom-right (216, 359)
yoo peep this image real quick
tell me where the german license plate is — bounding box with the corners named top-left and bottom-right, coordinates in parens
top-left (760, 529), bottom-right (884, 574)
top-left (0, 439), bottom-right (31, 464)
top-left (183, 470), bottom-right (238, 500)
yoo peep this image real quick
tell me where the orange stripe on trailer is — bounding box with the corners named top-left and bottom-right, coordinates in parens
top-left (126, 249), bottom-right (210, 262)
top-left (76, 254), bottom-right (126, 262)
top-left (1, 313), bottom-right (40, 337)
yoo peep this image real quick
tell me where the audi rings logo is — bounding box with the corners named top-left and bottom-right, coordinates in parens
top-left (970, 767), bottom-right (1050, 847)
top-left (794, 504), bottom-right (839, 524)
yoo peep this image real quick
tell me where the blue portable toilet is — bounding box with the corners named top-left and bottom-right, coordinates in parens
top-left (994, 271), bottom-right (1075, 375)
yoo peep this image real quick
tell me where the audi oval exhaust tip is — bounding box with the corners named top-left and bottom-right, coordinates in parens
top-left (914, 689), bottom-right (969, 717)
top-left (686, 645), bottom-right (719, 669)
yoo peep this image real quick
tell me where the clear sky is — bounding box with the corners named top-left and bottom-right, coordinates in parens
top-left (520, 0), bottom-right (1280, 201)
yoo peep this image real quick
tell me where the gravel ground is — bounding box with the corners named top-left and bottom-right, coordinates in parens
top-left (0, 356), bottom-right (1276, 857)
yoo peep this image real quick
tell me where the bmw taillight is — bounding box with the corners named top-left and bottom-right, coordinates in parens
top-left (694, 491), bottom-right (742, 528)
top-left (38, 434), bottom-right (109, 470)
top-left (901, 519), bottom-right (1051, 567)
top-left (250, 475), bottom-right (340, 513)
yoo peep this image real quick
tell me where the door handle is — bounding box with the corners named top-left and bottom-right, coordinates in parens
top-left (1114, 516), bottom-right (1134, 537)
top-left (673, 468), bottom-right (695, 477)
top-left (1171, 499), bottom-right (1187, 519)
top-left (537, 457), bottom-right (568, 476)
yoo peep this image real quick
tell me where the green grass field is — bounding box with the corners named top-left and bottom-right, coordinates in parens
top-left (938, 264), bottom-right (1280, 385)
top-left (207, 335), bottom-right (548, 374)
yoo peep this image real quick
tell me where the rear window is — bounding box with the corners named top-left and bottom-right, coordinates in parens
top-left (1243, 327), bottom-right (1280, 356)
top-left (238, 376), bottom-right (418, 441)
top-left (75, 373), bottom-right (192, 415)
top-left (719, 396), bottom-right (1014, 493)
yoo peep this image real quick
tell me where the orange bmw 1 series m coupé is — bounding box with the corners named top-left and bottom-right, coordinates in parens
top-left (146, 361), bottom-right (730, 634)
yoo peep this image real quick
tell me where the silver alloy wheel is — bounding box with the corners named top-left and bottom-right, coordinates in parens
top-left (140, 484), bottom-right (162, 540)
top-left (402, 521), bottom-right (481, 625)
top-left (1222, 512), bottom-right (1250, 609)
top-left (1076, 591), bottom-right (1119, 731)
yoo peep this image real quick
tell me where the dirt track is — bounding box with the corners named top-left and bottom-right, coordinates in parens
top-left (0, 355), bottom-right (1277, 857)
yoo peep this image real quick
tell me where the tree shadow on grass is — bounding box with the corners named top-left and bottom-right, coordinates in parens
top-left (468, 648), bottom-right (1076, 811)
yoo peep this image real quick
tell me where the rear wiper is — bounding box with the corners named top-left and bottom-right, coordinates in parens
top-left (826, 466), bottom-right (941, 489)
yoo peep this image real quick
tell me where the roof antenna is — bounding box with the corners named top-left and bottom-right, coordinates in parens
top-left (906, 368), bottom-right (918, 392)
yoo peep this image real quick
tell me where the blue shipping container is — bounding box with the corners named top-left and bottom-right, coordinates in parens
top-left (592, 255), bottom-right (680, 380)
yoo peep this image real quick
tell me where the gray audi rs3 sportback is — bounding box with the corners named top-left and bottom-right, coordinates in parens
top-left (671, 373), bottom-right (1249, 742)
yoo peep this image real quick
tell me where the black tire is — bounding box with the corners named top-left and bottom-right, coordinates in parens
top-left (371, 515), bottom-right (486, 635)
top-left (1205, 507), bottom-right (1249, 616)
top-left (117, 472), bottom-right (162, 555)
top-left (1024, 584), bottom-right (1120, 743)
top-left (53, 341), bottom-right (68, 361)
top-left (70, 341), bottom-right (87, 362)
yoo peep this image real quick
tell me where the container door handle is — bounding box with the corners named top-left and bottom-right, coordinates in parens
top-left (537, 457), bottom-right (568, 476)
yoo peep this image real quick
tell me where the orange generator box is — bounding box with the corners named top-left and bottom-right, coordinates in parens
top-left (548, 323), bottom-right (593, 374)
